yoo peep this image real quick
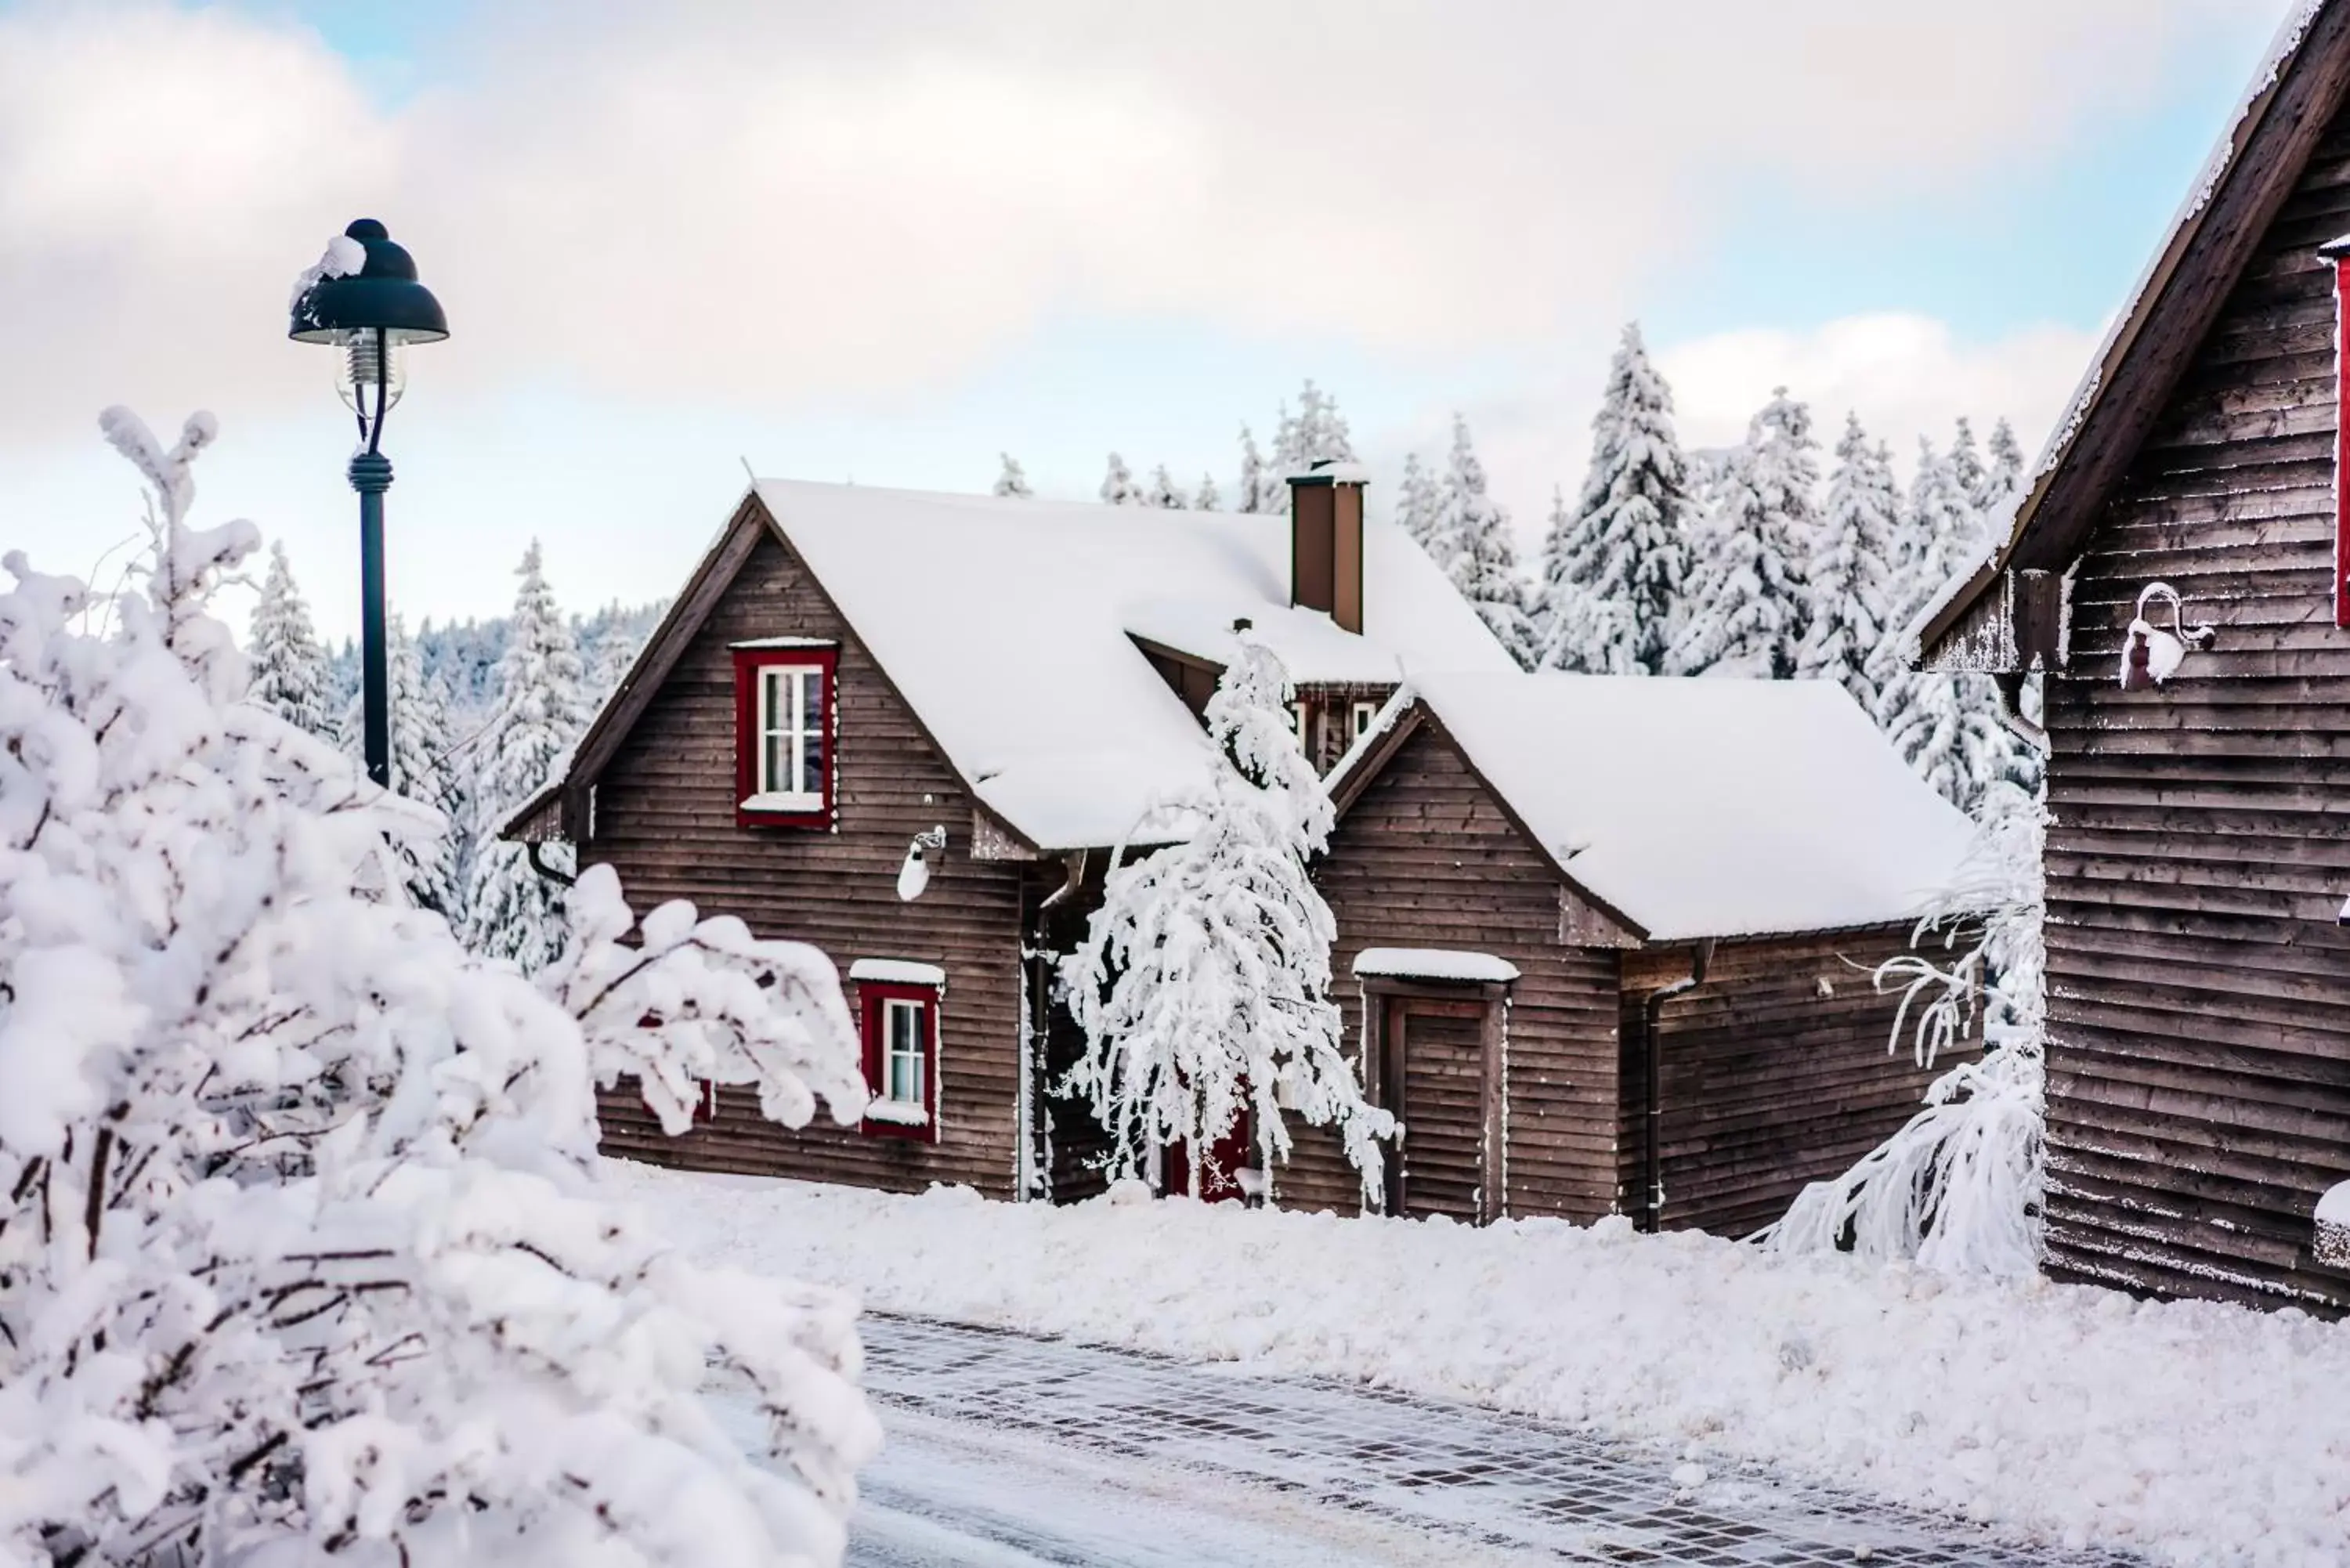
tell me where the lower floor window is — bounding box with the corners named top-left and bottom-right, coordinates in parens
top-left (857, 978), bottom-right (941, 1141)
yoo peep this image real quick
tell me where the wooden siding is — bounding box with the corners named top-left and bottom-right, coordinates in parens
top-left (1622, 931), bottom-right (1955, 1238)
top-left (2041, 103), bottom-right (2350, 1310)
top-left (585, 529), bottom-right (1031, 1197)
top-left (1302, 723), bottom-right (1625, 1220)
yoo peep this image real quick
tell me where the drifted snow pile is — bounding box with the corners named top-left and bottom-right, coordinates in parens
top-left (1762, 778), bottom-right (2047, 1280)
top-left (617, 1163), bottom-right (2350, 1566)
top-left (0, 410), bottom-right (877, 1568)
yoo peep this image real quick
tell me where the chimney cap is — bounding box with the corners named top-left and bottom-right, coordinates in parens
top-left (1287, 459), bottom-right (1372, 488)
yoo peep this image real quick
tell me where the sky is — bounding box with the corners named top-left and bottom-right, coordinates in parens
top-left (0, 0), bottom-right (2302, 638)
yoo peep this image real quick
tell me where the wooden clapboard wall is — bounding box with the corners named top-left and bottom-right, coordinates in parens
top-left (584, 529), bottom-right (1031, 1197)
top-left (2039, 103), bottom-right (2350, 1311)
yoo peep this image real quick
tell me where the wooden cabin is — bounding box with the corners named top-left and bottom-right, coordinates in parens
top-left (1918, 0), bottom-right (2350, 1310)
top-left (504, 468), bottom-right (1513, 1201)
top-left (1278, 672), bottom-right (1976, 1234)
top-left (510, 467), bottom-right (1972, 1234)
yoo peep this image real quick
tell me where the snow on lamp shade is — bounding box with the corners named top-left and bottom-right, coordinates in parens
top-left (2316, 1181), bottom-right (2350, 1270)
top-left (898, 825), bottom-right (946, 901)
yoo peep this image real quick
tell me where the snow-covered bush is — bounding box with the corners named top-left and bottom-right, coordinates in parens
top-left (1061, 639), bottom-right (1394, 1202)
top-left (1761, 779), bottom-right (2046, 1278)
top-left (0, 409), bottom-right (877, 1568)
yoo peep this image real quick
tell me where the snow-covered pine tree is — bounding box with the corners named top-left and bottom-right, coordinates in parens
top-left (1144, 463), bottom-right (1190, 508)
top-left (1393, 449), bottom-right (1443, 558)
top-left (1237, 424), bottom-right (1274, 513)
top-left (1947, 416), bottom-right (1987, 516)
top-left (1975, 416), bottom-right (2026, 529)
top-left (341, 612), bottom-right (468, 918)
top-left (1194, 471), bottom-right (1223, 510)
top-left (1062, 638), bottom-right (1394, 1201)
top-left (1099, 452), bottom-right (1144, 507)
top-left (245, 538), bottom-right (336, 741)
top-left (1274, 379), bottom-right (1358, 472)
top-left (461, 540), bottom-right (591, 970)
top-left (1794, 414), bottom-right (1900, 713)
top-left (0, 406), bottom-right (879, 1568)
top-left (994, 452), bottom-right (1034, 497)
top-left (1435, 413), bottom-right (1538, 667)
top-left (586, 617), bottom-right (641, 710)
top-left (1538, 323), bottom-right (1694, 674)
top-left (1672, 388), bottom-right (1817, 677)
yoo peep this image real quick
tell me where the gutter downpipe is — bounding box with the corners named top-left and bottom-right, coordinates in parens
top-left (1990, 671), bottom-right (2049, 752)
top-left (1021, 850), bottom-right (1086, 1202)
top-left (526, 840), bottom-right (577, 887)
top-left (1642, 938), bottom-right (1715, 1234)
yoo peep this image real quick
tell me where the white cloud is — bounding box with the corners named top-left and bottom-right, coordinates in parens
top-left (0, 0), bottom-right (2270, 445)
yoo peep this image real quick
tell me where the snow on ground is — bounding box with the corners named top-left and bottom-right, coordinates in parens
top-left (610, 1162), bottom-right (2350, 1567)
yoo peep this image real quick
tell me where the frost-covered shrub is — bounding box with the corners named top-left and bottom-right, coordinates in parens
top-left (1760, 779), bottom-right (2046, 1278)
top-left (1061, 639), bottom-right (1394, 1203)
top-left (0, 410), bottom-right (877, 1568)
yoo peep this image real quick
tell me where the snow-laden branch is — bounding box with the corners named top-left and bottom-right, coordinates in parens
top-left (1061, 638), bottom-right (1394, 1203)
top-left (0, 409), bottom-right (877, 1568)
top-left (1759, 780), bottom-right (2046, 1278)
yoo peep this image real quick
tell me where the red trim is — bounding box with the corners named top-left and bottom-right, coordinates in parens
top-left (732, 646), bottom-right (839, 829)
top-left (691, 1079), bottom-right (720, 1125)
top-left (856, 981), bottom-right (940, 1143)
top-left (2336, 258), bottom-right (2350, 628)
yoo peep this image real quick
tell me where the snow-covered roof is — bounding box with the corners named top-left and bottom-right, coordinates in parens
top-left (754, 480), bottom-right (1513, 851)
top-left (1357, 672), bottom-right (1977, 942)
top-left (1352, 948), bottom-right (1521, 984)
top-left (847, 958), bottom-right (946, 986)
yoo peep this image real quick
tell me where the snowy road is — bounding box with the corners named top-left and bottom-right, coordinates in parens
top-left (831, 1314), bottom-right (2139, 1568)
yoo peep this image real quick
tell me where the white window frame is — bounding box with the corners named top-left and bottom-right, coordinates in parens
top-left (1350, 700), bottom-right (1380, 742)
top-left (743, 662), bottom-right (826, 812)
top-left (867, 996), bottom-right (932, 1125)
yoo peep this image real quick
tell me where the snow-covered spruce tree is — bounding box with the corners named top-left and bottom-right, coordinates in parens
top-left (1144, 464), bottom-right (1190, 509)
top-left (1060, 639), bottom-right (1394, 1202)
top-left (1794, 414), bottom-right (1900, 713)
top-left (1977, 417), bottom-right (2025, 523)
top-left (0, 407), bottom-right (879, 1568)
top-left (1393, 449), bottom-right (1443, 558)
top-left (1236, 424), bottom-right (1274, 513)
top-left (245, 538), bottom-right (335, 742)
top-left (1193, 471), bottom-right (1223, 511)
top-left (1676, 388), bottom-right (1817, 677)
top-left (461, 540), bottom-right (591, 970)
top-left (586, 618), bottom-right (642, 711)
top-left (993, 453), bottom-right (1033, 498)
top-left (1274, 379), bottom-right (1358, 471)
top-left (1098, 452), bottom-right (1144, 507)
top-left (341, 612), bottom-right (468, 919)
top-left (1762, 779), bottom-right (2046, 1277)
top-left (1435, 413), bottom-right (1538, 667)
top-left (1539, 323), bottom-right (1694, 674)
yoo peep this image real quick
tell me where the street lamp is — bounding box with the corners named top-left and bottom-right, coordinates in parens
top-left (288, 218), bottom-right (448, 789)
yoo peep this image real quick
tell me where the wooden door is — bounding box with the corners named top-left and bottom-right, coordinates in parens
top-left (1383, 997), bottom-right (1488, 1222)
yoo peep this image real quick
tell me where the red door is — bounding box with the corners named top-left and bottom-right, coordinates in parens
top-left (1163, 1100), bottom-right (1253, 1201)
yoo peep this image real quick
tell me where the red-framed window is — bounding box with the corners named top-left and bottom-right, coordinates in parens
top-left (732, 645), bottom-right (838, 828)
top-left (857, 981), bottom-right (940, 1142)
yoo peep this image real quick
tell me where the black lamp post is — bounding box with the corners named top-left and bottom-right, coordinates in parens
top-left (288, 219), bottom-right (448, 789)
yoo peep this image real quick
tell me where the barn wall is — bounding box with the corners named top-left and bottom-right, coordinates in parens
top-left (2041, 103), bottom-right (2350, 1311)
top-left (586, 529), bottom-right (1031, 1197)
top-left (1299, 724), bottom-right (1625, 1221)
top-left (1622, 930), bottom-right (1958, 1238)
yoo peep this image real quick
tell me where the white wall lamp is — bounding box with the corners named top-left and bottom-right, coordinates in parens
top-left (898, 826), bottom-right (947, 901)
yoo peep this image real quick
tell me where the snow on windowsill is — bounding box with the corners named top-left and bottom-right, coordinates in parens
top-left (849, 959), bottom-right (946, 987)
top-left (741, 791), bottom-right (823, 814)
top-left (731, 636), bottom-right (840, 650)
top-left (862, 1100), bottom-right (929, 1126)
top-left (1353, 947), bottom-right (1520, 984)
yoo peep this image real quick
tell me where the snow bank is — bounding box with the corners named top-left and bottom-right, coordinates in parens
top-left (609, 1163), bottom-right (2350, 1567)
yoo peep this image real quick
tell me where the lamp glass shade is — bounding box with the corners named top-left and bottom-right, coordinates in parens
top-left (290, 219), bottom-right (449, 347)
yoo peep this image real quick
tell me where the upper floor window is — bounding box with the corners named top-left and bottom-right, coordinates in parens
top-left (1350, 700), bottom-right (1379, 743)
top-left (732, 641), bottom-right (838, 826)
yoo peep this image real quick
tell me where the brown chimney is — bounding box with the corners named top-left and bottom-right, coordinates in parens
top-left (1287, 461), bottom-right (1368, 634)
